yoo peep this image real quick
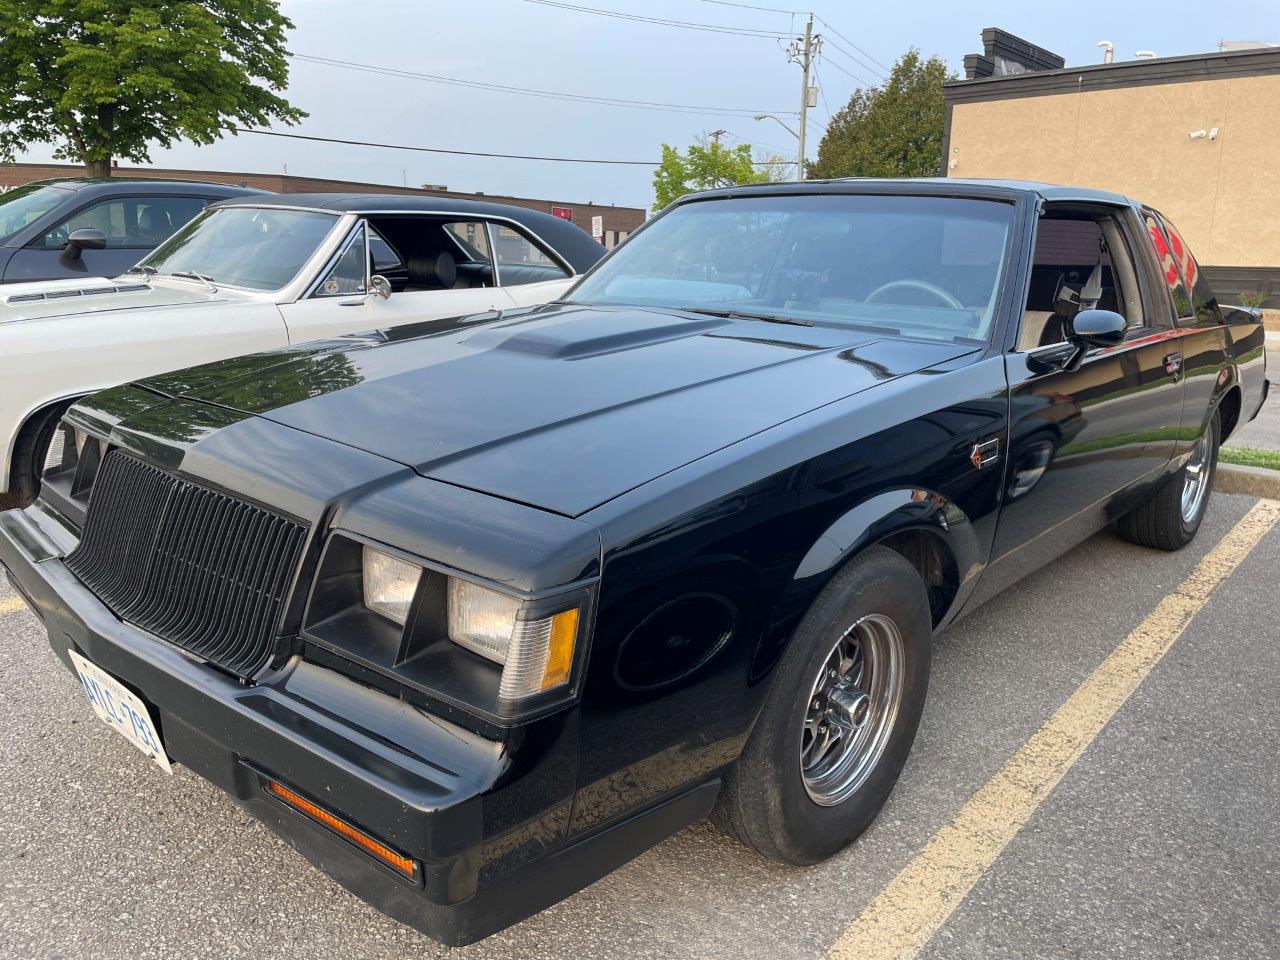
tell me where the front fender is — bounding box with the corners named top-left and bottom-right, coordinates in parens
top-left (788, 488), bottom-right (977, 624)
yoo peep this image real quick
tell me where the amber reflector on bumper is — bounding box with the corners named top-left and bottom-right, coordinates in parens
top-left (265, 779), bottom-right (417, 879)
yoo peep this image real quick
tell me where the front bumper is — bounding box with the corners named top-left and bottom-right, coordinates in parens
top-left (0, 506), bottom-right (716, 944)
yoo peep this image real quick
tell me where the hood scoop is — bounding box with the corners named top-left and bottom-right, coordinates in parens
top-left (462, 309), bottom-right (725, 359)
top-left (2, 281), bottom-right (150, 305)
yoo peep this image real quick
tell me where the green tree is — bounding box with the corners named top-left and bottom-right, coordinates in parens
top-left (807, 49), bottom-right (953, 180)
top-left (651, 136), bottom-right (769, 212)
top-left (0, 0), bottom-right (304, 178)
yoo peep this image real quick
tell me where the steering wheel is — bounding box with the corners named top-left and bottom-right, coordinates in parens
top-left (865, 279), bottom-right (964, 310)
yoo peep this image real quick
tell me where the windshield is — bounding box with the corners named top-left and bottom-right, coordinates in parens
top-left (571, 194), bottom-right (1015, 343)
top-left (140, 206), bottom-right (340, 291)
top-left (0, 184), bottom-right (72, 244)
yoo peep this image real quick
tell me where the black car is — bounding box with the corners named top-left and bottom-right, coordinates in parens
top-left (0, 179), bottom-right (1268, 945)
top-left (0, 178), bottom-right (266, 282)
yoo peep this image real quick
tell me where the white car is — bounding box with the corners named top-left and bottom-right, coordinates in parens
top-left (0, 194), bottom-right (605, 504)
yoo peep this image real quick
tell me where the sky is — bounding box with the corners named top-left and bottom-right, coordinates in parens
top-left (14, 0), bottom-right (1280, 209)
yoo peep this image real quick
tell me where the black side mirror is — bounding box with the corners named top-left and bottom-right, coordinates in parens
top-left (61, 228), bottom-right (108, 262)
top-left (1063, 308), bottom-right (1126, 370)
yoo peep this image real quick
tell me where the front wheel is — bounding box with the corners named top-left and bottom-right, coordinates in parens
top-left (1115, 411), bottom-right (1219, 551)
top-left (713, 545), bottom-right (932, 864)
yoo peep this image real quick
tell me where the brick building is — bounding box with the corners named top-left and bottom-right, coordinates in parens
top-left (0, 162), bottom-right (646, 248)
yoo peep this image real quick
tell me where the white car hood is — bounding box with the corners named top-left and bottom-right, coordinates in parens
top-left (0, 276), bottom-right (252, 325)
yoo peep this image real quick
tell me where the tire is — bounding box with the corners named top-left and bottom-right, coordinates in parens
top-left (10, 401), bottom-right (75, 508)
top-left (1115, 411), bottom-right (1219, 552)
top-left (713, 545), bottom-right (932, 865)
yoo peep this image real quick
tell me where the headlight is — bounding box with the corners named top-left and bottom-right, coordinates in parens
top-left (448, 578), bottom-right (581, 699)
top-left (304, 533), bottom-right (591, 720)
top-left (362, 546), bottom-right (421, 626)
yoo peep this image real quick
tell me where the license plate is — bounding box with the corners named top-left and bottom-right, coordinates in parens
top-left (69, 650), bottom-right (171, 773)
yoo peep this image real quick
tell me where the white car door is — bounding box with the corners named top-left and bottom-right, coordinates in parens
top-left (277, 220), bottom-right (517, 344)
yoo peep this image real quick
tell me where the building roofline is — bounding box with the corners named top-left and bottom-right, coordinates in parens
top-left (944, 45), bottom-right (1280, 104)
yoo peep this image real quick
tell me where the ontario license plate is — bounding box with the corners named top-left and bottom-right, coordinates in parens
top-left (69, 650), bottom-right (171, 773)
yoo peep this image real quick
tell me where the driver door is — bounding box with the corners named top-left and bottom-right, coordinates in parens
top-left (278, 220), bottom-right (516, 344)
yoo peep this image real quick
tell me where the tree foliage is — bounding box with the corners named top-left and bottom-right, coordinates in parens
top-left (651, 137), bottom-right (769, 211)
top-left (0, 0), bottom-right (305, 177)
top-left (807, 49), bottom-right (952, 180)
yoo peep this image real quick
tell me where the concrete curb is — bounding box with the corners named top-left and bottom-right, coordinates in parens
top-left (1215, 463), bottom-right (1280, 499)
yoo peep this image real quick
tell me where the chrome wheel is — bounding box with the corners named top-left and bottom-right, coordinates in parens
top-left (1181, 433), bottom-right (1211, 524)
top-left (801, 613), bottom-right (904, 806)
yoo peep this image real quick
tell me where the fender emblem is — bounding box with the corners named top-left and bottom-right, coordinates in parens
top-left (971, 438), bottom-right (1000, 469)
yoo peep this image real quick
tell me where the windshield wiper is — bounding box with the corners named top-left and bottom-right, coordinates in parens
top-left (680, 306), bottom-right (814, 327)
top-left (126, 264), bottom-right (157, 278)
top-left (167, 270), bottom-right (218, 291)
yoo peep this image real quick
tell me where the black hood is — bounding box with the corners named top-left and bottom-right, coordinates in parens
top-left (137, 305), bottom-right (973, 517)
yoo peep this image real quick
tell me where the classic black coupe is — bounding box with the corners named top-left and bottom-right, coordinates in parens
top-left (1, 179), bottom-right (1268, 944)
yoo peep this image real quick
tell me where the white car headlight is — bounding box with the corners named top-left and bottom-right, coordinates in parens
top-left (362, 546), bottom-right (421, 626)
top-left (448, 577), bottom-right (581, 700)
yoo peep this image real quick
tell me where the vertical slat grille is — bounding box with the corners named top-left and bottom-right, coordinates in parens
top-left (66, 451), bottom-right (307, 678)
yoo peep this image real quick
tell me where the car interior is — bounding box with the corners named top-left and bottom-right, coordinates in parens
top-left (362, 216), bottom-right (570, 294)
top-left (1018, 208), bottom-right (1145, 351)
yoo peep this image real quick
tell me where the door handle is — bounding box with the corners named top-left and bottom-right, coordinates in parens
top-left (338, 296), bottom-right (367, 307)
top-left (1163, 351), bottom-right (1183, 377)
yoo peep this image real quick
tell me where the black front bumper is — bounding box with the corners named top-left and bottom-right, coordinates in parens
top-left (0, 507), bottom-right (718, 945)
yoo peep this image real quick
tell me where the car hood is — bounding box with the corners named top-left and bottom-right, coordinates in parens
top-left (0, 276), bottom-right (250, 325)
top-left (137, 304), bottom-right (975, 517)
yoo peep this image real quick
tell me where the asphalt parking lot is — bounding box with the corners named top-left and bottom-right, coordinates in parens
top-left (1, 493), bottom-right (1278, 960)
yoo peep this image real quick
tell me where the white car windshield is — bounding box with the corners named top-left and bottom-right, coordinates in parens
top-left (139, 206), bottom-right (340, 291)
top-left (0, 184), bottom-right (73, 244)
top-left (571, 194), bottom-right (1015, 343)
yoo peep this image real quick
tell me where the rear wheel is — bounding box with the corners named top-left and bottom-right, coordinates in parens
top-left (10, 402), bottom-right (75, 507)
top-left (1116, 411), bottom-right (1219, 551)
top-left (713, 545), bottom-right (932, 864)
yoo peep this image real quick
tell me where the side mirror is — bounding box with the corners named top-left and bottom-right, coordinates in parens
top-left (1063, 309), bottom-right (1126, 371)
top-left (1068, 309), bottom-right (1126, 348)
top-left (370, 274), bottom-right (391, 300)
top-left (61, 228), bottom-right (108, 261)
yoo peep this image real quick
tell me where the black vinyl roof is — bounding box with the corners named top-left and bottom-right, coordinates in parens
top-left (214, 192), bottom-right (607, 272)
top-left (18, 177), bottom-right (265, 199)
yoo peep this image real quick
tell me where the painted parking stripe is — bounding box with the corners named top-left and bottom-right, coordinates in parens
top-left (0, 595), bottom-right (28, 616)
top-left (829, 498), bottom-right (1280, 960)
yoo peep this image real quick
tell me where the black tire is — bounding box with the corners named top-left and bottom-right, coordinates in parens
top-left (1115, 411), bottom-right (1219, 552)
top-left (10, 401), bottom-right (75, 507)
top-left (713, 545), bottom-right (932, 865)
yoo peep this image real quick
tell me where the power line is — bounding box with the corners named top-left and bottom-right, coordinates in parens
top-left (519, 0), bottom-right (790, 38)
top-left (231, 127), bottom-right (786, 168)
top-left (693, 0), bottom-right (798, 13)
top-left (813, 14), bottom-right (890, 72)
top-left (821, 54), bottom-right (879, 89)
top-left (821, 38), bottom-right (887, 83)
top-left (231, 127), bottom-right (660, 165)
top-left (293, 53), bottom-right (795, 118)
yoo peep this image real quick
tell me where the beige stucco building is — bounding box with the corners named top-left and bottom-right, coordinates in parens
top-left (944, 31), bottom-right (1280, 306)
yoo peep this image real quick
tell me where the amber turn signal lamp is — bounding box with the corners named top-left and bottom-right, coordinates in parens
top-left (541, 607), bottom-right (579, 691)
top-left (265, 779), bottom-right (417, 879)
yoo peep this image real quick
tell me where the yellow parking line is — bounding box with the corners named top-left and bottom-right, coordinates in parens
top-left (0, 595), bottom-right (28, 615)
top-left (829, 498), bottom-right (1280, 960)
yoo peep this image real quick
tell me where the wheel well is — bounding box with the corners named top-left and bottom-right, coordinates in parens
top-left (1217, 386), bottom-right (1242, 442)
top-left (10, 397), bottom-right (78, 469)
top-left (877, 528), bottom-right (958, 627)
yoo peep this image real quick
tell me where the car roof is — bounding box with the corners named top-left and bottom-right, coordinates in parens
top-left (14, 177), bottom-right (267, 198)
top-left (211, 192), bottom-right (607, 272)
top-left (676, 177), bottom-right (1137, 207)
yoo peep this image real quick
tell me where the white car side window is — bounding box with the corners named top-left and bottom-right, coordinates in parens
top-left (314, 229), bottom-right (368, 298)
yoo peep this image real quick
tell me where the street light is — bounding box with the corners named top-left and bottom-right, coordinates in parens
top-left (754, 114), bottom-right (802, 182)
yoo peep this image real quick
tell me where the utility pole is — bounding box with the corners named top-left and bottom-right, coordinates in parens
top-left (788, 16), bottom-right (820, 181)
top-left (708, 129), bottom-right (728, 186)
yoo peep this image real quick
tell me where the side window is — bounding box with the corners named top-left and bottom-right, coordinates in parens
top-left (1157, 215), bottom-right (1222, 326)
top-left (134, 197), bottom-right (207, 245)
top-left (37, 196), bottom-right (206, 249)
top-left (1018, 212), bottom-right (1144, 351)
top-left (491, 224), bottom-right (571, 286)
top-left (368, 226), bottom-right (403, 273)
top-left (313, 228), bottom-right (367, 297)
top-left (1142, 212), bottom-right (1192, 323)
top-left (443, 221), bottom-right (492, 263)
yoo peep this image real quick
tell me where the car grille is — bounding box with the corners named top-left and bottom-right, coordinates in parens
top-left (66, 450), bottom-right (308, 678)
